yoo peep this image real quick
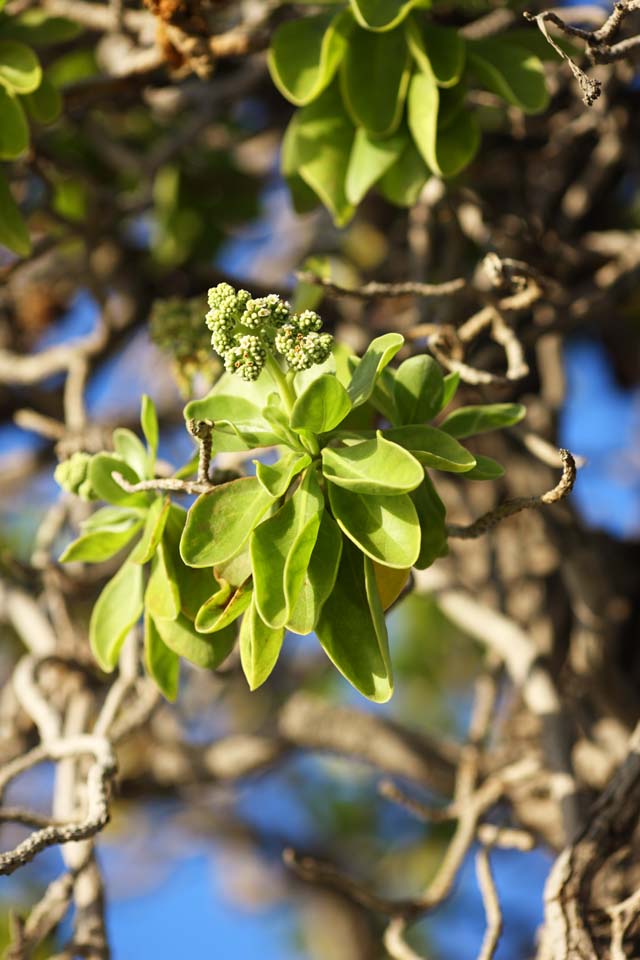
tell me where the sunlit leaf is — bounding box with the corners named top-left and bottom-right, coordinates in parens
top-left (393, 354), bottom-right (444, 425)
top-left (328, 483), bottom-right (420, 568)
top-left (154, 611), bottom-right (236, 670)
top-left (385, 424), bottom-right (476, 472)
top-left (349, 0), bottom-right (425, 32)
top-left (59, 521), bottom-right (142, 563)
top-left (255, 451), bottom-right (311, 498)
top-left (439, 402), bottom-right (526, 438)
top-left (291, 373), bottom-right (352, 433)
top-left (341, 24), bottom-right (411, 137)
top-left (89, 560), bottom-right (143, 671)
top-left (0, 40), bottom-right (41, 94)
top-left (468, 38), bottom-right (549, 114)
top-left (130, 497), bottom-right (170, 564)
top-left (347, 332), bottom-right (404, 407)
top-left (346, 127), bottom-right (406, 205)
top-left (89, 454), bottom-right (150, 508)
top-left (286, 509), bottom-right (343, 634)
top-left (268, 10), bottom-right (353, 106)
top-left (322, 436), bottom-right (424, 495)
top-left (195, 581), bottom-right (253, 634)
top-left (464, 455), bottom-right (506, 480)
top-left (145, 544), bottom-right (181, 621)
top-left (144, 614), bottom-right (180, 701)
top-left (239, 597), bottom-right (284, 690)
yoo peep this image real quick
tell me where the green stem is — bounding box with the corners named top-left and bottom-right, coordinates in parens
top-left (265, 356), bottom-right (319, 456)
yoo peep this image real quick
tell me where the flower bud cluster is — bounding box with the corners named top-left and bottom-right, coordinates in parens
top-left (54, 452), bottom-right (97, 501)
top-left (205, 283), bottom-right (333, 380)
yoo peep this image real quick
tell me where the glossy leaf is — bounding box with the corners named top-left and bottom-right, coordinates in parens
top-left (347, 332), bottom-right (404, 407)
top-left (89, 454), bottom-right (150, 508)
top-left (256, 451), bottom-right (311, 498)
top-left (327, 483), bottom-right (420, 568)
top-left (349, 0), bottom-right (423, 32)
top-left (322, 436), bottom-right (423, 495)
top-left (346, 127), bottom-right (406, 205)
top-left (0, 40), bottom-right (41, 94)
top-left (0, 167), bottom-right (29, 255)
top-left (239, 597), bottom-right (285, 690)
top-left (130, 497), bottom-right (170, 564)
top-left (291, 374), bottom-right (352, 434)
top-left (22, 76), bottom-right (61, 124)
top-left (316, 539), bottom-right (393, 702)
top-left (385, 424), bottom-right (476, 472)
top-left (441, 371), bottom-right (460, 410)
top-left (81, 506), bottom-right (143, 532)
top-left (439, 402), bottom-right (526, 438)
top-left (407, 17), bottom-right (465, 87)
top-left (341, 24), bottom-right (411, 137)
top-left (59, 521), bottom-right (142, 563)
top-left (411, 473), bottom-right (448, 568)
top-left (0, 86), bottom-right (28, 159)
top-left (113, 428), bottom-right (149, 481)
top-left (251, 469), bottom-right (324, 628)
top-left (154, 611), bottom-right (236, 670)
top-left (282, 83), bottom-right (355, 227)
top-left (195, 581), bottom-right (252, 634)
top-left (180, 477), bottom-right (275, 568)
top-left (468, 38), bottom-right (549, 114)
top-left (184, 371), bottom-right (280, 449)
top-left (464, 455), bottom-right (506, 480)
top-left (286, 510), bottom-right (343, 634)
top-left (393, 354), bottom-right (444, 425)
top-left (408, 70), bottom-right (479, 177)
top-left (268, 10), bottom-right (352, 106)
top-left (377, 138), bottom-right (429, 207)
top-left (89, 560), bottom-right (143, 671)
top-left (144, 614), bottom-right (180, 701)
top-left (140, 394), bottom-right (159, 460)
top-left (145, 544), bottom-right (181, 621)
top-left (161, 505), bottom-right (216, 619)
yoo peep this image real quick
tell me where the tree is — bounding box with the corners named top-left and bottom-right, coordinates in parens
top-left (0, 1), bottom-right (639, 958)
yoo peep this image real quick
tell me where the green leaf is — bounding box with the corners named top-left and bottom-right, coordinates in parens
top-left (441, 371), bottom-right (460, 409)
top-left (145, 544), bottom-right (181, 621)
top-left (408, 69), bottom-right (479, 177)
top-left (291, 373), bottom-right (352, 434)
top-left (153, 611), bottom-right (236, 670)
top-left (439, 402), bottom-right (526, 438)
top-left (81, 506), bottom-right (143, 532)
top-left (4, 10), bottom-right (82, 45)
top-left (411, 473), bottom-right (448, 568)
top-left (316, 539), bottom-right (393, 702)
top-left (89, 560), bottom-right (143, 671)
top-left (347, 332), bottom-right (404, 407)
top-left (130, 496), bottom-right (170, 564)
top-left (0, 167), bottom-right (30, 255)
top-left (349, 0), bottom-right (423, 32)
top-left (184, 371), bottom-right (281, 449)
top-left (464, 454), bottom-right (506, 480)
top-left (255, 451), bottom-right (311, 498)
top-left (112, 428), bottom-right (150, 481)
top-left (322, 435), bottom-right (423, 495)
top-left (22, 76), bottom-right (61, 124)
top-left (393, 354), bottom-right (444, 425)
top-left (0, 40), bottom-right (41, 94)
top-left (287, 509), bottom-right (343, 635)
top-left (163, 505), bottom-right (220, 619)
top-left (327, 483), bottom-right (420, 568)
top-left (140, 394), bottom-right (159, 460)
top-left (281, 83), bottom-right (355, 227)
top-left (468, 38), bottom-right (549, 114)
top-left (195, 581), bottom-right (252, 634)
top-left (268, 10), bottom-right (352, 106)
top-left (250, 468), bottom-right (324, 628)
top-left (89, 454), bottom-right (150, 508)
top-left (59, 521), bottom-right (142, 563)
top-left (377, 137), bottom-right (429, 207)
top-left (341, 24), bottom-right (411, 137)
top-left (239, 597), bottom-right (284, 691)
top-left (345, 127), bottom-right (406, 205)
top-left (363, 554), bottom-right (392, 676)
top-left (144, 614), bottom-right (180, 701)
top-left (0, 86), bottom-right (28, 158)
top-left (407, 17), bottom-right (465, 87)
top-left (180, 476), bottom-right (275, 568)
top-left (384, 424), bottom-right (476, 471)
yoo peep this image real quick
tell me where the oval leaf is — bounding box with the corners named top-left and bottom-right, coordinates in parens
top-left (322, 436), bottom-right (424, 495)
top-left (89, 560), bottom-right (143, 671)
top-left (350, 0), bottom-right (422, 32)
top-left (286, 509), bottom-right (343, 635)
top-left (145, 544), bottom-right (181, 622)
top-left (22, 76), bottom-right (61, 124)
top-left (255, 451), bottom-right (311, 498)
top-left (180, 476), bottom-right (275, 568)
top-left (377, 137), bottom-right (429, 207)
top-left (89, 454), bottom-right (150, 508)
top-left (195, 581), bottom-right (252, 634)
top-left (130, 496), bottom-right (170, 564)
top-left (144, 614), bottom-right (180, 701)
top-left (408, 70), bottom-right (478, 177)
top-left (239, 597), bottom-right (285, 691)
top-left (291, 374), bottom-right (352, 434)
top-left (59, 521), bottom-right (142, 563)
top-left (268, 10), bottom-right (352, 106)
top-left (439, 402), bottom-right (526, 439)
top-left (464, 454), bottom-right (505, 481)
top-left (385, 424), bottom-right (476, 472)
top-left (411, 473), bottom-right (448, 569)
top-left (316, 539), bottom-right (393, 702)
top-left (328, 483), bottom-right (420, 568)
top-left (468, 38), bottom-right (549, 114)
top-left (341, 24), bottom-right (411, 137)
top-left (154, 611), bottom-right (236, 670)
top-left (407, 17), bottom-right (465, 87)
top-left (347, 332), bottom-right (404, 407)
top-left (0, 167), bottom-right (30, 255)
top-left (0, 40), bottom-right (41, 94)
top-left (0, 86), bottom-right (28, 159)
top-left (393, 354), bottom-right (444, 425)
top-left (346, 127), bottom-right (407, 205)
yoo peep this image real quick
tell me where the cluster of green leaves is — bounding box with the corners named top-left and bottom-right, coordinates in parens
top-left (0, 2), bottom-right (80, 255)
top-left (58, 311), bottom-right (524, 702)
top-left (269, 0), bottom-right (553, 223)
